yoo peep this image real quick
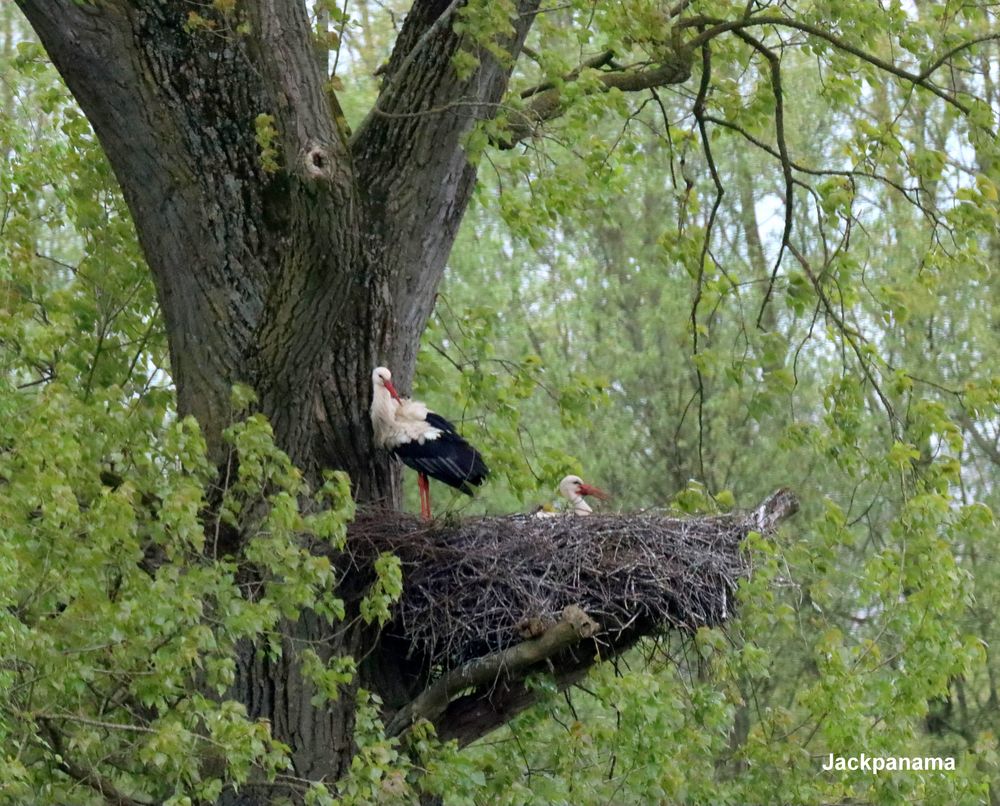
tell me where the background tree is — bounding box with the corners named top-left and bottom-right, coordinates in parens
top-left (2, 0), bottom-right (1000, 804)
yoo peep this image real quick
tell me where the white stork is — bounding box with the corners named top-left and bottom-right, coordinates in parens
top-left (535, 474), bottom-right (611, 516)
top-left (370, 367), bottom-right (489, 520)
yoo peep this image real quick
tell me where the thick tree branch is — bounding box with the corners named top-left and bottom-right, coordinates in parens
top-left (750, 487), bottom-right (800, 532)
top-left (387, 605), bottom-right (598, 737)
top-left (246, 0), bottom-right (351, 178)
top-left (337, 0), bottom-right (542, 411)
top-left (519, 49), bottom-right (617, 99)
top-left (16, 0), bottom-right (369, 474)
top-left (373, 0), bottom-right (464, 110)
top-left (13, 0), bottom-right (260, 454)
top-left (242, 0), bottom-right (366, 472)
top-left (435, 636), bottom-right (603, 747)
top-left (502, 53), bottom-right (693, 147)
top-left (494, 11), bottom-right (999, 153)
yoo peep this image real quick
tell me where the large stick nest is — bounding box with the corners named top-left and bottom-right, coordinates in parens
top-left (346, 489), bottom-right (797, 673)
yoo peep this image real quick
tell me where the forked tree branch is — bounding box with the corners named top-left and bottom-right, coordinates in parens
top-left (519, 49), bottom-right (617, 99)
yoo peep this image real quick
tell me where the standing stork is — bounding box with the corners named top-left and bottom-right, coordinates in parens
top-left (370, 367), bottom-right (489, 519)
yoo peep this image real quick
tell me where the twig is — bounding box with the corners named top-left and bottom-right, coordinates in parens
top-left (692, 39), bottom-right (723, 484)
top-left (730, 30), bottom-right (794, 330)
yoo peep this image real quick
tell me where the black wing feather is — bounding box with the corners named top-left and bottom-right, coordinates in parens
top-left (393, 424), bottom-right (489, 495)
top-left (424, 411), bottom-right (459, 434)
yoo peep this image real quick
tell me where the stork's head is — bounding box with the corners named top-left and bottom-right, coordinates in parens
top-left (372, 366), bottom-right (401, 400)
top-left (559, 474), bottom-right (610, 502)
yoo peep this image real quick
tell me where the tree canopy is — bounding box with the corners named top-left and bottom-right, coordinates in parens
top-left (2, 0), bottom-right (1000, 804)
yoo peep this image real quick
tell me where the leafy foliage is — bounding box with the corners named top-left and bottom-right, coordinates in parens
top-left (0, 21), bottom-right (385, 798)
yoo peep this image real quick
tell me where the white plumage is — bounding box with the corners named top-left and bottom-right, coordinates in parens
top-left (371, 371), bottom-right (441, 447)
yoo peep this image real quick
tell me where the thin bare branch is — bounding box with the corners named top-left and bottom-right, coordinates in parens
top-left (730, 30), bottom-right (794, 330)
top-left (919, 32), bottom-right (1000, 80)
top-left (787, 243), bottom-right (899, 435)
top-left (692, 40), bottom-right (722, 484)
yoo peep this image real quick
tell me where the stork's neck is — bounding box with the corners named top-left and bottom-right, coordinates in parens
top-left (370, 385), bottom-right (399, 446)
top-left (569, 494), bottom-right (593, 515)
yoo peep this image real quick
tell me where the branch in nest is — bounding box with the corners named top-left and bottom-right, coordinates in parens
top-left (386, 605), bottom-right (598, 737)
top-left (750, 487), bottom-right (799, 532)
top-left (434, 643), bottom-right (598, 747)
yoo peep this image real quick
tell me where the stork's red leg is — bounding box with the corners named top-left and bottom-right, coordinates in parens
top-left (418, 473), bottom-right (431, 520)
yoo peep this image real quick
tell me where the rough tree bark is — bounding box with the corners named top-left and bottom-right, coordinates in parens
top-left (10, 0), bottom-right (697, 799)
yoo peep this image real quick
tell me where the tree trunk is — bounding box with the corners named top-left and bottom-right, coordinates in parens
top-left (14, 0), bottom-right (541, 790)
top-left (13, 0), bottom-right (705, 794)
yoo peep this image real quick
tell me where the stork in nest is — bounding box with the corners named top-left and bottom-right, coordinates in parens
top-left (534, 474), bottom-right (611, 517)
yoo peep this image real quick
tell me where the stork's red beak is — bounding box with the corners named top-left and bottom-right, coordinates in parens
top-left (579, 483), bottom-right (610, 500)
top-left (384, 380), bottom-right (401, 401)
